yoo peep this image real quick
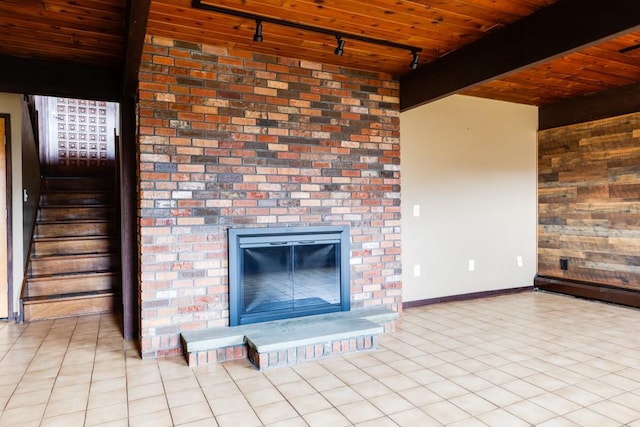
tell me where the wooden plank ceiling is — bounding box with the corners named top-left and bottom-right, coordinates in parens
top-left (148, 0), bottom-right (555, 75)
top-left (1, 0), bottom-right (640, 107)
top-left (462, 30), bottom-right (640, 106)
top-left (0, 0), bottom-right (126, 69)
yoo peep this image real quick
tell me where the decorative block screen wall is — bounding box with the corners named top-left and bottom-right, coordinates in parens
top-left (137, 36), bottom-right (402, 358)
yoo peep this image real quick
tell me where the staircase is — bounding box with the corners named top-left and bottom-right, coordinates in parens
top-left (21, 176), bottom-right (119, 321)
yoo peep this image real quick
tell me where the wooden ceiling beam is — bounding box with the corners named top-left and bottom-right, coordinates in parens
top-left (539, 81), bottom-right (640, 130)
top-left (0, 55), bottom-right (120, 101)
top-left (400, 0), bottom-right (640, 111)
top-left (123, 0), bottom-right (151, 99)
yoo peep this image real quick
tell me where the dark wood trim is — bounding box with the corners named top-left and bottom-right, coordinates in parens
top-left (534, 275), bottom-right (640, 308)
top-left (400, 0), bottom-right (640, 111)
top-left (123, 0), bottom-right (151, 99)
top-left (119, 96), bottom-right (139, 341)
top-left (1, 114), bottom-right (14, 320)
top-left (0, 56), bottom-right (120, 102)
top-left (403, 286), bottom-right (533, 309)
top-left (539, 81), bottom-right (640, 130)
top-left (119, 0), bottom-right (150, 342)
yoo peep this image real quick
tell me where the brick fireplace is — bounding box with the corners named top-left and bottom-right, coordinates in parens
top-left (137, 35), bottom-right (402, 358)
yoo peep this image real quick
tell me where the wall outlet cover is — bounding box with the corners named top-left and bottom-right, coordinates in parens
top-left (560, 258), bottom-right (568, 270)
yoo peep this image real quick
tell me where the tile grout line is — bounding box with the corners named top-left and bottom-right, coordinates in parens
top-left (36, 317), bottom-right (77, 427)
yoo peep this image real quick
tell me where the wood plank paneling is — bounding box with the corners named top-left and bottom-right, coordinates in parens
top-left (0, 0), bottom-right (125, 67)
top-left (463, 30), bottom-right (640, 106)
top-left (538, 113), bottom-right (640, 291)
top-left (147, 0), bottom-right (556, 78)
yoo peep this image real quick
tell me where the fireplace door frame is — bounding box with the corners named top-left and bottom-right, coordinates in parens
top-left (228, 226), bottom-right (350, 326)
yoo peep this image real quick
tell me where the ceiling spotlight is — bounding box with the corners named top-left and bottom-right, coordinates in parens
top-left (334, 36), bottom-right (345, 56)
top-left (410, 50), bottom-right (420, 70)
top-left (253, 20), bottom-right (263, 42)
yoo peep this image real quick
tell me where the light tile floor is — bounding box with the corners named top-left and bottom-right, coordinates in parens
top-left (2, 291), bottom-right (640, 426)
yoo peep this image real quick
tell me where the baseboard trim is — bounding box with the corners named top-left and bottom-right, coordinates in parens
top-left (534, 275), bottom-right (640, 308)
top-left (403, 286), bottom-right (534, 309)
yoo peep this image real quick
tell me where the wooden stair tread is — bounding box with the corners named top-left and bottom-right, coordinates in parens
top-left (43, 178), bottom-right (114, 191)
top-left (27, 271), bottom-right (118, 281)
top-left (28, 253), bottom-right (119, 278)
top-left (22, 175), bottom-right (119, 321)
top-left (29, 252), bottom-right (119, 260)
top-left (29, 270), bottom-right (118, 279)
top-left (38, 208), bottom-right (116, 221)
top-left (22, 290), bottom-right (114, 321)
top-left (40, 204), bottom-right (114, 208)
top-left (39, 203), bottom-right (115, 211)
top-left (23, 289), bottom-right (114, 303)
top-left (43, 189), bottom-right (112, 193)
top-left (32, 238), bottom-right (118, 256)
top-left (26, 272), bottom-right (117, 297)
top-left (42, 191), bottom-right (113, 199)
top-left (34, 235), bottom-right (116, 243)
top-left (37, 219), bottom-right (115, 225)
top-left (35, 222), bottom-right (116, 239)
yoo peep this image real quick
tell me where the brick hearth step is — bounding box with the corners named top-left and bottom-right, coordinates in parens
top-left (181, 307), bottom-right (399, 369)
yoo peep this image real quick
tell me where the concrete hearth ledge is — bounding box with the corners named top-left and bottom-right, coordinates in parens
top-left (246, 318), bottom-right (381, 353)
top-left (181, 307), bottom-right (399, 355)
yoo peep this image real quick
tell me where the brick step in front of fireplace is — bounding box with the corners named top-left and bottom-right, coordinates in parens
top-left (181, 307), bottom-right (399, 369)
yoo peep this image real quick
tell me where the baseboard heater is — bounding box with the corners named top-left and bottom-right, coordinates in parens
top-left (534, 275), bottom-right (640, 308)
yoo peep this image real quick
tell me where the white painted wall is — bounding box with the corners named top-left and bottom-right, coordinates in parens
top-left (0, 93), bottom-right (24, 317)
top-left (400, 95), bottom-right (538, 302)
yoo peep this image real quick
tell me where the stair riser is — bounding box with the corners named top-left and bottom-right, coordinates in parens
top-left (27, 274), bottom-right (116, 296)
top-left (43, 178), bottom-right (114, 192)
top-left (23, 176), bottom-right (119, 320)
top-left (41, 193), bottom-right (114, 205)
top-left (33, 238), bottom-right (119, 256)
top-left (23, 294), bottom-right (114, 321)
top-left (29, 255), bottom-right (118, 277)
top-left (38, 207), bottom-right (116, 221)
top-left (36, 222), bottom-right (116, 239)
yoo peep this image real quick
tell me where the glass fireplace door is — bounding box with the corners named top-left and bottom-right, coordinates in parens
top-left (239, 242), bottom-right (341, 323)
top-left (292, 243), bottom-right (340, 307)
top-left (242, 245), bottom-right (293, 315)
top-left (229, 226), bottom-right (350, 326)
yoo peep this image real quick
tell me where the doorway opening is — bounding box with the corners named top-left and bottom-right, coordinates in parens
top-left (19, 96), bottom-right (122, 322)
top-left (0, 114), bottom-right (11, 319)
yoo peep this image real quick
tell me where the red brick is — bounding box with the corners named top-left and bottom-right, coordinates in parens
top-left (138, 39), bottom-right (401, 360)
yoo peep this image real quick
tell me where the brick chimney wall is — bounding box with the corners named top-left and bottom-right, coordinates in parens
top-left (137, 35), bottom-right (402, 358)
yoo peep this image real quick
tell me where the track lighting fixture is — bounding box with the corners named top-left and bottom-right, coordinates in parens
top-left (410, 50), bottom-right (420, 70)
top-left (192, 1), bottom-right (423, 66)
top-left (334, 36), bottom-right (345, 56)
top-left (253, 20), bottom-right (263, 42)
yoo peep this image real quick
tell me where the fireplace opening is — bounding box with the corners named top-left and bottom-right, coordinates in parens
top-left (229, 226), bottom-right (350, 326)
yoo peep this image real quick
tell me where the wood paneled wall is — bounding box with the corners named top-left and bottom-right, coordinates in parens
top-left (538, 113), bottom-right (640, 290)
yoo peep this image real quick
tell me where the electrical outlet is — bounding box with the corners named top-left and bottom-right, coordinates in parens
top-left (560, 258), bottom-right (568, 270)
top-left (413, 205), bottom-right (420, 217)
top-left (413, 265), bottom-right (421, 277)
top-left (468, 259), bottom-right (475, 271)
